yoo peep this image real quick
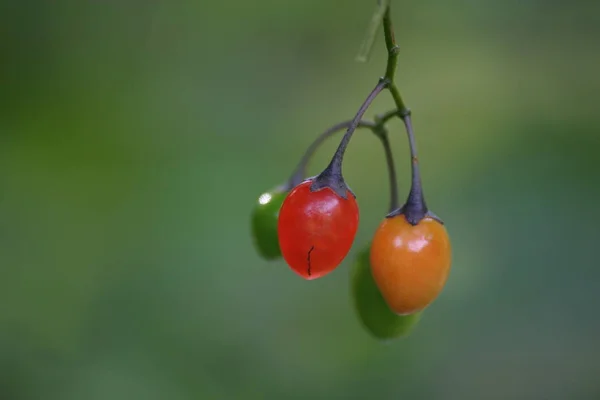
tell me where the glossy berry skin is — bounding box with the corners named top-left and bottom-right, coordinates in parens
top-left (277, 180), bottom-right (359, 280)
top-left (352, 245), bottom-right (421, 340)
top-left (251, 188), bottom-right (287, 260)
top-left (370, 215), bottom-right (451, 315)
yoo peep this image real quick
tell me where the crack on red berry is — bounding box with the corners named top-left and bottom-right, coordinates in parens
top-left (307, 245), bottom-right (315, 277)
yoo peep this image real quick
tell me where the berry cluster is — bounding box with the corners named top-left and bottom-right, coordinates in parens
top-left (250, 3), bottom-right (452, 340)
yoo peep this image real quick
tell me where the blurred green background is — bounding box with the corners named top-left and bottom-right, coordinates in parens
top-left (1, 0), bottom-right (599, 399)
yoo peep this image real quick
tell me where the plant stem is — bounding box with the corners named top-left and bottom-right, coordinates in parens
top-left (383, 6), bottom-right (409, 117)
top-left (377, 131), bottom-right (399, 212)
top-left (376, 108), bottom-right (401, 125)
top-left (287, 120), bottom-right (375, 189)
top-left (383, 7), bottom-right (398, 82)
top-left (286, 112), bottom-right (399, 212)
top-left (381, 3), bottom-right (429, 222)
top-left (402, 114), bottom-right (426, 211)
top-left (373, 109), bottom-right (401, 211)
top-left (286, 107), bottom-right (400, 189)
top-left (325, 78), bottom-right (389, 177)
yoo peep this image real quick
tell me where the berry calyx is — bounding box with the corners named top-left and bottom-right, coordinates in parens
top-left (370, 214), bottom-right (451, 315)
top-left (277, 179), bottom-right (359, 280)
top-left (351, 245), bottom-right (421, 340)
top-left (250, 187), bottom-right (288, 260)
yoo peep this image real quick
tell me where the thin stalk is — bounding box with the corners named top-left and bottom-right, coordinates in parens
top-left (382, 6), bottom-right (409, 117)
top-left (380, 3), bottom-right (435, 224)
top-left (287, 121), bottom-right (375, 189)
top-left (286, 112), bottom-right (399, 214)
top-left (286, 107), bottom-right (400, 189)
top-left (402, 114), bottom-right (426, 214)
top-left (325, 78), bottom-right (389, 177)
top-left (377, 130), bottom-right (399, 212)
top-left (376, 108), bottom-right (401, 125)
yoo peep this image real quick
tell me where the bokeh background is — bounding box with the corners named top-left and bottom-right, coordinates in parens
top-left (1, 0), bottom-right (599, 399)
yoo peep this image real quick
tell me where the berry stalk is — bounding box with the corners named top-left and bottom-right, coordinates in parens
top-left (286, 121), bottom-right (374, 189)
top-left (285, 109), bottom-right (400, 192)
top-left (376, 130), bottom-right (399, 212)
top-left (380, 4), bottom-right (440, 225)
top-left (310, 78), bottom-right (389, 198)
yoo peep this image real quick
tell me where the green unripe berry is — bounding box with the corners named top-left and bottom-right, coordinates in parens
top-left (251, 188), bottom-right (287, 260)
top-left (351, 245), bottom-right (421, 340)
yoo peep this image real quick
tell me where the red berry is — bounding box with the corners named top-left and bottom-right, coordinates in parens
top-left (277, 180), bottom-right (359, 280)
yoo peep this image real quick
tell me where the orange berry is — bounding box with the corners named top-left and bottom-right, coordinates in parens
top-left (370, 215), bottom-right (451, 315)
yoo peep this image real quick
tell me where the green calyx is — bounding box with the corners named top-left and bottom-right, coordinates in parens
top-left (351, 245), bottom-right (421, 340)
top-left (250, 188), bottom-right (288, 260)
